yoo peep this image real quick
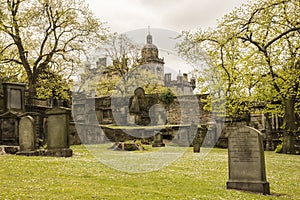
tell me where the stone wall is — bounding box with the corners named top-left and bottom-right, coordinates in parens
top-left (72, 93), bottom-right (210, 126)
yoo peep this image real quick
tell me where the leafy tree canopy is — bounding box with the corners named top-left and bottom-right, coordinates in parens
top-left (178, 0), bottom-right (300, 153)
top-left (0, 0), bottom-right (107, 100)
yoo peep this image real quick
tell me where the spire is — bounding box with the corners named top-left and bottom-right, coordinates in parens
top-left (146, 25), bottom-right (152, 44)
top-left (178, 70), bottom-right (182, 76)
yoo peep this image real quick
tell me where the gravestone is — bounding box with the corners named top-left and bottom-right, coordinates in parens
top-left (0, 112), bottom-right (21, 145)
top-left (17, 116), bottom-right (36, 155)
top-left (45, 107), bottom-right (72, 157)
top-left (129, 87), bottom-right (150, 125)
top-left (152, 131), bottom-right (165, 147)
top-left (227, 126), bottom-right (270, 194)
top-left (2, 82), bottom-right (25, 112)
top-left (190, 123), bottom-right (200, 152)
top-left (176, 126), bottom-right (190, 146)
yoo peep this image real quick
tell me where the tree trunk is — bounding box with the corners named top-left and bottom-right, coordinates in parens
top-left (27, 75), bottom-right (37, 105)
top-left (282, 97), bottom-right (297, 154)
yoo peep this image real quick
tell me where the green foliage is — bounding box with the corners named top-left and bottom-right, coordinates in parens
top-left (159, 88), bottom-right (175, 105)
top-left (178, 0), bottom-right (300, 114)
top-left (275, 143), bottom-right (283, 153)
top-left (178, 0), bottom-right (300, 152)
top-left (0, 0), bottom-right (107, 97)
top-left (35, 68), bottom-right (71, 100)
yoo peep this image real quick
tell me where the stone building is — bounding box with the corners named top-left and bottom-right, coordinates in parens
top-left (164, 71), bottom-right (196, 95)
top-left (138, 28), bottom-right (165, 83)
top-left (137, 28), bottom-right (196, 94)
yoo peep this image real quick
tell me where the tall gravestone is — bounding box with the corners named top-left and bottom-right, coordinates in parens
top-left (2, 82), bottom-right (25, 113)
top-left (45, 107), bottom-right (72, 157)
top-left (0, 83), bottom-right (25, 145)
top-left (17, 116), bottom-right (36, 155)
top-left (227, 126), bottom-right (270, 194)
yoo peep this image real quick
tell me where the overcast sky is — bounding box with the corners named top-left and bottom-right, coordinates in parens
top-left (87, 0), bottom-right (248, 32)
top-left (86, 0), bottom-right (249, 80)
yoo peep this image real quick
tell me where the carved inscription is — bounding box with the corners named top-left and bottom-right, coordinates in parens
top-left (229, 131), bottom-right (260, 163)
top-left (227, 126), bottom-right (270, 194)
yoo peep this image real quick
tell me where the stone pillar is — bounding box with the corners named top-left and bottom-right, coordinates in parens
top-left (45, 107), bottom-right (72, 157)
top-left (17, 116), bottom-right (36, 156)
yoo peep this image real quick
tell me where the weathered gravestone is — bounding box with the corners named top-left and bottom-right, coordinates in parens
top-left (174, 126), bottom-right (191, 146)
top-left (227, 126), bottom-right (270, 194)
top-left (2, 82), bottom-right (25, 112)
top-left (152, 131), bottom-right (165, 147)
top-left (45, 107), bottom-right (72, 157)
top-left (17, 116), bottom-right (36, 156)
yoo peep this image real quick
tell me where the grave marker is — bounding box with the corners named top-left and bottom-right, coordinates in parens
top-left (17, 116), bottom-right (37, 156)
top-left (227, 126), bottom-right (270, 194)
top-left (19, 116), bottom-right (36, 152)
top-left (45, 107), bottom-right (72, 157)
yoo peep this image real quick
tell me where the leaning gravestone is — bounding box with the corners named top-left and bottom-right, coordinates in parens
top-left (227, 126), bottom-right (270, 194)
top-left (45, 107), bottom-right (72, 157)
top-left (17, 116), bottom-right (36, 155)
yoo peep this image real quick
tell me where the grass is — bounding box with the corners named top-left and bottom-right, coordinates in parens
top-left (0, 146), bottom-right (299, 200)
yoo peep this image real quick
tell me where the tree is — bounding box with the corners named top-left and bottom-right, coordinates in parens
top-left (35, 67), bottom-right (71, 102)
top-left (178, 0), bottom-right (300, 154)
top-left (0, 0), bottom-right (107, 101)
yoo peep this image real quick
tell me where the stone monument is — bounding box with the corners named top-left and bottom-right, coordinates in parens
top-left (17, 116), bottom-right (37, 156)
top-left (0, 82), bottom-right (25, 145)
top-left (45, 107), bottom-right (72, 157)
top-left (2, 82), bottom-right (26, 112)
top-left (0, 112), bottom-right (21, 145)
top-left (152, 131), bottom-right (165, 147)
top-left (129, 87), bottom-right (150, 125)
top-left (226, 126), bottom-right (270, 194)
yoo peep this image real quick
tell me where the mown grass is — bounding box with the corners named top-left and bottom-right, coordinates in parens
top-left (0, 146), bottom-right (299, 200)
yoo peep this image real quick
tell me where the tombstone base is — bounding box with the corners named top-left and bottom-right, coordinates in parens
top-left (16, 151), bottom-right (38, 156)
top-left (45, 148), bottom-right (73, 157)
top-left (152, 143), bottom-right (165, 147)
top-left (227, 180), bottom-right (270, 195)
top-left (0, 145), bottom-right (19, 155)
top-left (193, 143), bottom-right (201, 153)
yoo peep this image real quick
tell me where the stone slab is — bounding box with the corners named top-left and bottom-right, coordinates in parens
top-left (19, 116), bottom-right (36, 152)
top-left (227, 126), bottom-right (270, 194)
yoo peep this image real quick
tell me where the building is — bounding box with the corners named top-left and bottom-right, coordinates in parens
top-left (138, 28), bottom-right (165, 83)
top-left (138, 28), bottom-right (196, 95)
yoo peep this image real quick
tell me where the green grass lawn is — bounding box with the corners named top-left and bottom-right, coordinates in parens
top-left (0, 146), bottom-right (299, 200)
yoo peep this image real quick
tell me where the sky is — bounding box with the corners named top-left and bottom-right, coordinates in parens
top-left (86, 0), bottom-right (249, 80)
top-left (87, 0), bottom-right (248, 32)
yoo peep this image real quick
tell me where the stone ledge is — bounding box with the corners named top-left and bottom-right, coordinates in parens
top-left (44, 148), bottom-right (73, 157)
top-left (227, 180), bottom-right (270, 195)
top-left (16, 148), bottom-right (73, 157)
top-left (0, 145), bottom-right (19, 155)
top-left (16, 151), bottom-right (39, 156)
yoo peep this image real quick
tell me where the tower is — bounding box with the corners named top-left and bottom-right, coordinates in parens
top-left (139, 27), bottom-right (164, 82)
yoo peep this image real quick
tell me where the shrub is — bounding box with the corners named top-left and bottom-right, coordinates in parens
top-left (159, 88), bottom-right (175, 105)
top-left (275, 143), bottom-right (283, 153)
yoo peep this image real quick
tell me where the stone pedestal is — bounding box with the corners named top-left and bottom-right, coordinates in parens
top-left (227, 126), bottom-right (270, 194)
top-left (45, 107), bottom-right (72, 157)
